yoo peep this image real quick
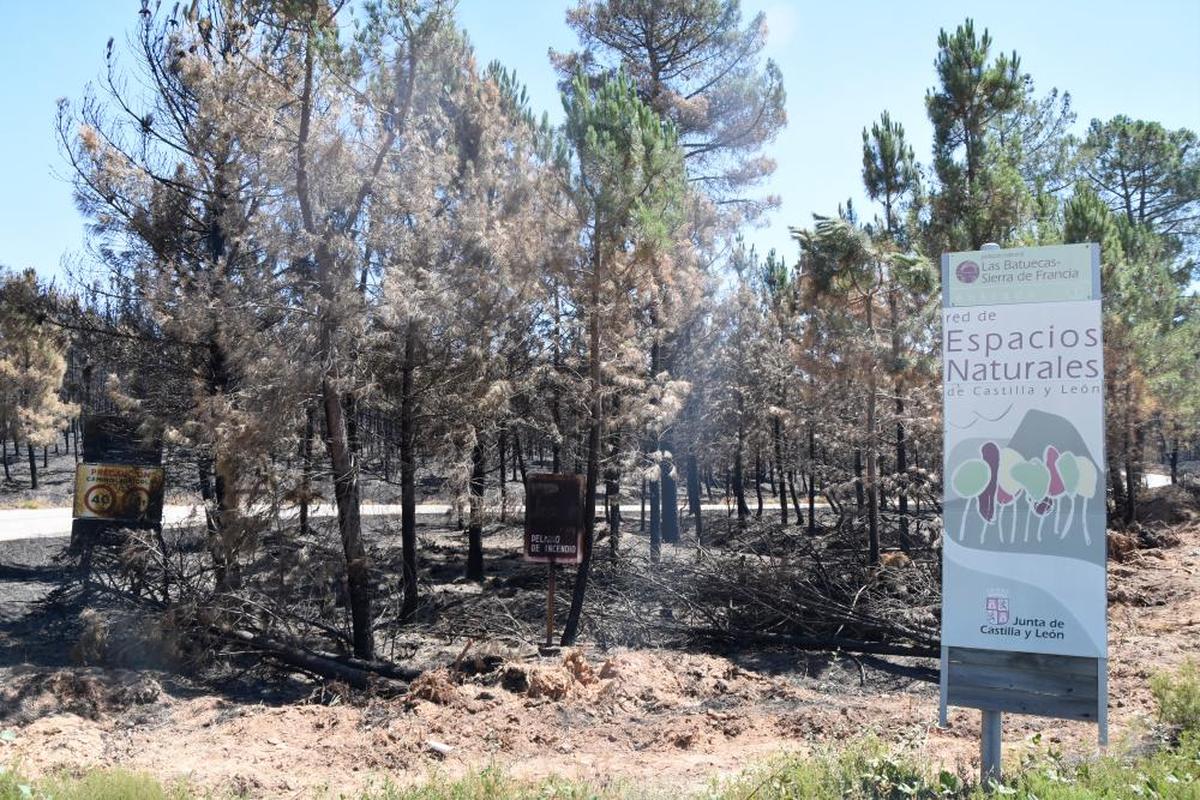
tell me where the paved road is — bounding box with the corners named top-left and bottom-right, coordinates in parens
top-left (0, 501), bottom-right (755, 543)
top-left (0, 472), bottom-right (1173, 543)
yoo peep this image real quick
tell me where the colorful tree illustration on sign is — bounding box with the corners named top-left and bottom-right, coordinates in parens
top-left (951, 457), bottom-right (990, 541)
top-left (950, 439), bottom-right (1101, 548)
top-left (996, 446), bottom-right (1024, 542)
top-left (1011, 457), bottom-right (1051, 542)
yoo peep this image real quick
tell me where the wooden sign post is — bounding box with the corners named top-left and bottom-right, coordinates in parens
top-left (940, 243), bottom-right (1108, 786)
top-left (524, 474), bottom-right (584, 651)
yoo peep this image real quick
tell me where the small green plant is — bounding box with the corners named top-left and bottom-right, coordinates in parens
top-left (0, 767), bottom-right (191, 800)
top-left (1152, 659), bottom-right (1200, 733)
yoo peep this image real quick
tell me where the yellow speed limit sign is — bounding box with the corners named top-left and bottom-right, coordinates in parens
top-left (73, 463), bottom-right (165, 522)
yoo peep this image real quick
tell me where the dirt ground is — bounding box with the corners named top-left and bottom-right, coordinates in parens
top-left (0, 513), bottom-right (1195, 799)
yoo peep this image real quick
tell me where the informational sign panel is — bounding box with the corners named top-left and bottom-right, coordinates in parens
top-left (73, 463), bottom-right (165, 524)
top-left (524, 474), bottom-right (584, 564)
top-left (941, 243), bottom-right (1105, 659)
top-left (940, 243), bottom-right (1108, 764)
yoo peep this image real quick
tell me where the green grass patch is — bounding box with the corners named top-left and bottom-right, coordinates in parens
top-left (1152, 659), bottom-right (1200, 734)
top-left (714, 734), bottom-right (1200, 799)
top-left (0, 766), bottom-right (192, 799)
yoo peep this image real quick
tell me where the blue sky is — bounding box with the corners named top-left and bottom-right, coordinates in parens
top-left (1, 0), bottom-right (1198, 286)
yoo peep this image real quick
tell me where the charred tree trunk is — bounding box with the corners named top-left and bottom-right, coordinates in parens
top-left (754, 449), bottom-right (764, 518)
top-left (896, 395), bottom-right (910, 550)
top-left (888, 288), bottom-right (910, 549)
top-left (551, 289), bottom-right (563, 475)
top-left (26, 444), bottom-right (37, 490)
top-left (1107, 449), bottom-right (1125, 517)
top-left (788, 470), bottom-right (803, 525)
top-left (498, 423), bottom-right (508, 523)
top-left (605, 467), bottom-right (621, 556)
top-left (604, 397), bottom-right (622, 555)
top-left (561, 236), bottom-right (603, 647)
top-left (649, 469), bottom-right (661, 563)
top-left (197, 457), bottom-right (227, 590)
top-left (513, 433), bottom-right (527, 485)
top-left (400, 321), bottom-right (418, 622)
top-left (640, 478), bottom-right (646, 531)
top-left (734, 394), bottom-right (750, 521)
top-left (299, 405), bottom-right (315, 537)
top-left (854, 449), bottom-right (865, 513)
top-left (807, 423), bottom-right (817, 536)
top-left (467, 437), bottom-right (486, 582)
top-left (687, 453), bottom-right (702, 545)
top-left (322, 372), bottom-right (374, 660)
top-left (661, 439), bottom-right (679, 545)
top-left (661, 450), bottom-right (679, 545)
top-left (865, 301), bottom-right (880, 566)
top-left (773, 416), bottom-right (787, 524)
top-left (1122, 382), bottom-right (1138, 525)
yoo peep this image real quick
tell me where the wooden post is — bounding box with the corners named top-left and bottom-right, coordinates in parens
top-left (981, 709), bottom-right (1002, 787)
top-left (545, 563), bottom-right (556, 648)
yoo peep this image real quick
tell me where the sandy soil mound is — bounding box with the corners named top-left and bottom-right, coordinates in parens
top-left (1138, 483), bottom-right (1200, 526)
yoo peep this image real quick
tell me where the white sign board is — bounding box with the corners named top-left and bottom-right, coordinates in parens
top-left (941, 243), bottom-right (1106, 659)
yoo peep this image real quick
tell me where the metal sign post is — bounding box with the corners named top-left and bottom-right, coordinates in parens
top-left (939, 243), bottom-right (1108, 786)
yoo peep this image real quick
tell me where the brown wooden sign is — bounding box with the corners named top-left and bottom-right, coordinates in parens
top-left (524, 474), bottom-right (584, 563)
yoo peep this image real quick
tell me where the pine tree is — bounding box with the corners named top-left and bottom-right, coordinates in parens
top-left (559, 70), bottom-right (685, 645)
top-left (1078, 116), bottom-right (1200, 249)
top-left (555, 0), bottom-right (786, 220)
top-left (0, 270), bottom-right (77, 490)
top-left (925, 19), bottom-right (1024, 250)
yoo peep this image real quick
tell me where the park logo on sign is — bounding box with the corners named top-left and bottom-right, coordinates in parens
top-left (955, 260), bottom-right (980, 284)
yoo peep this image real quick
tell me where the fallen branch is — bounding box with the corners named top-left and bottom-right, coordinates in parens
top-left (213, 626), bottom-right (415, 689)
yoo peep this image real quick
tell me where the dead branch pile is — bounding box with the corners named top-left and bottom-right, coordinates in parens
top-left (423, 520), bottom-right (940, 658)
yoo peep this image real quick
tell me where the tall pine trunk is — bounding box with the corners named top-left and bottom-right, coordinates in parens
top-left (299, 406), bottom-right (315, 537)
top-left (661, 437), bottom-right (679, 544)
top-left (562, 236), bottom-right (603, 647)
top-left (467, 437), bottom-right (485, 581)
top-left (649, 469), bottom-right (661, 562)
top-left (773, 416), bottom-right (787, 524)
top-left (605, 420), bottom-right (622, 556)
top-left (498, 424), bottom-right (508, 523)
top-left (889, 288), bottom-right (910, 549)
top-left (754, 449), bottom-right (764, 518)
top-left (734, 394), bottom-right (750, 521)
top-left (321, 370), bottom-right (374, 660)
top-left (807, 423), bottom-right (817, 536)
top-left (788, 470), bottom-right (803, 525)
top-left (686, 453), bottom-right (702, 544)
top-left (26, 444), bottom-right (37, 490)
top-left (400, 321), bottom-right (418, 622)
top-left (865, 301), bottom-right (880, 566)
